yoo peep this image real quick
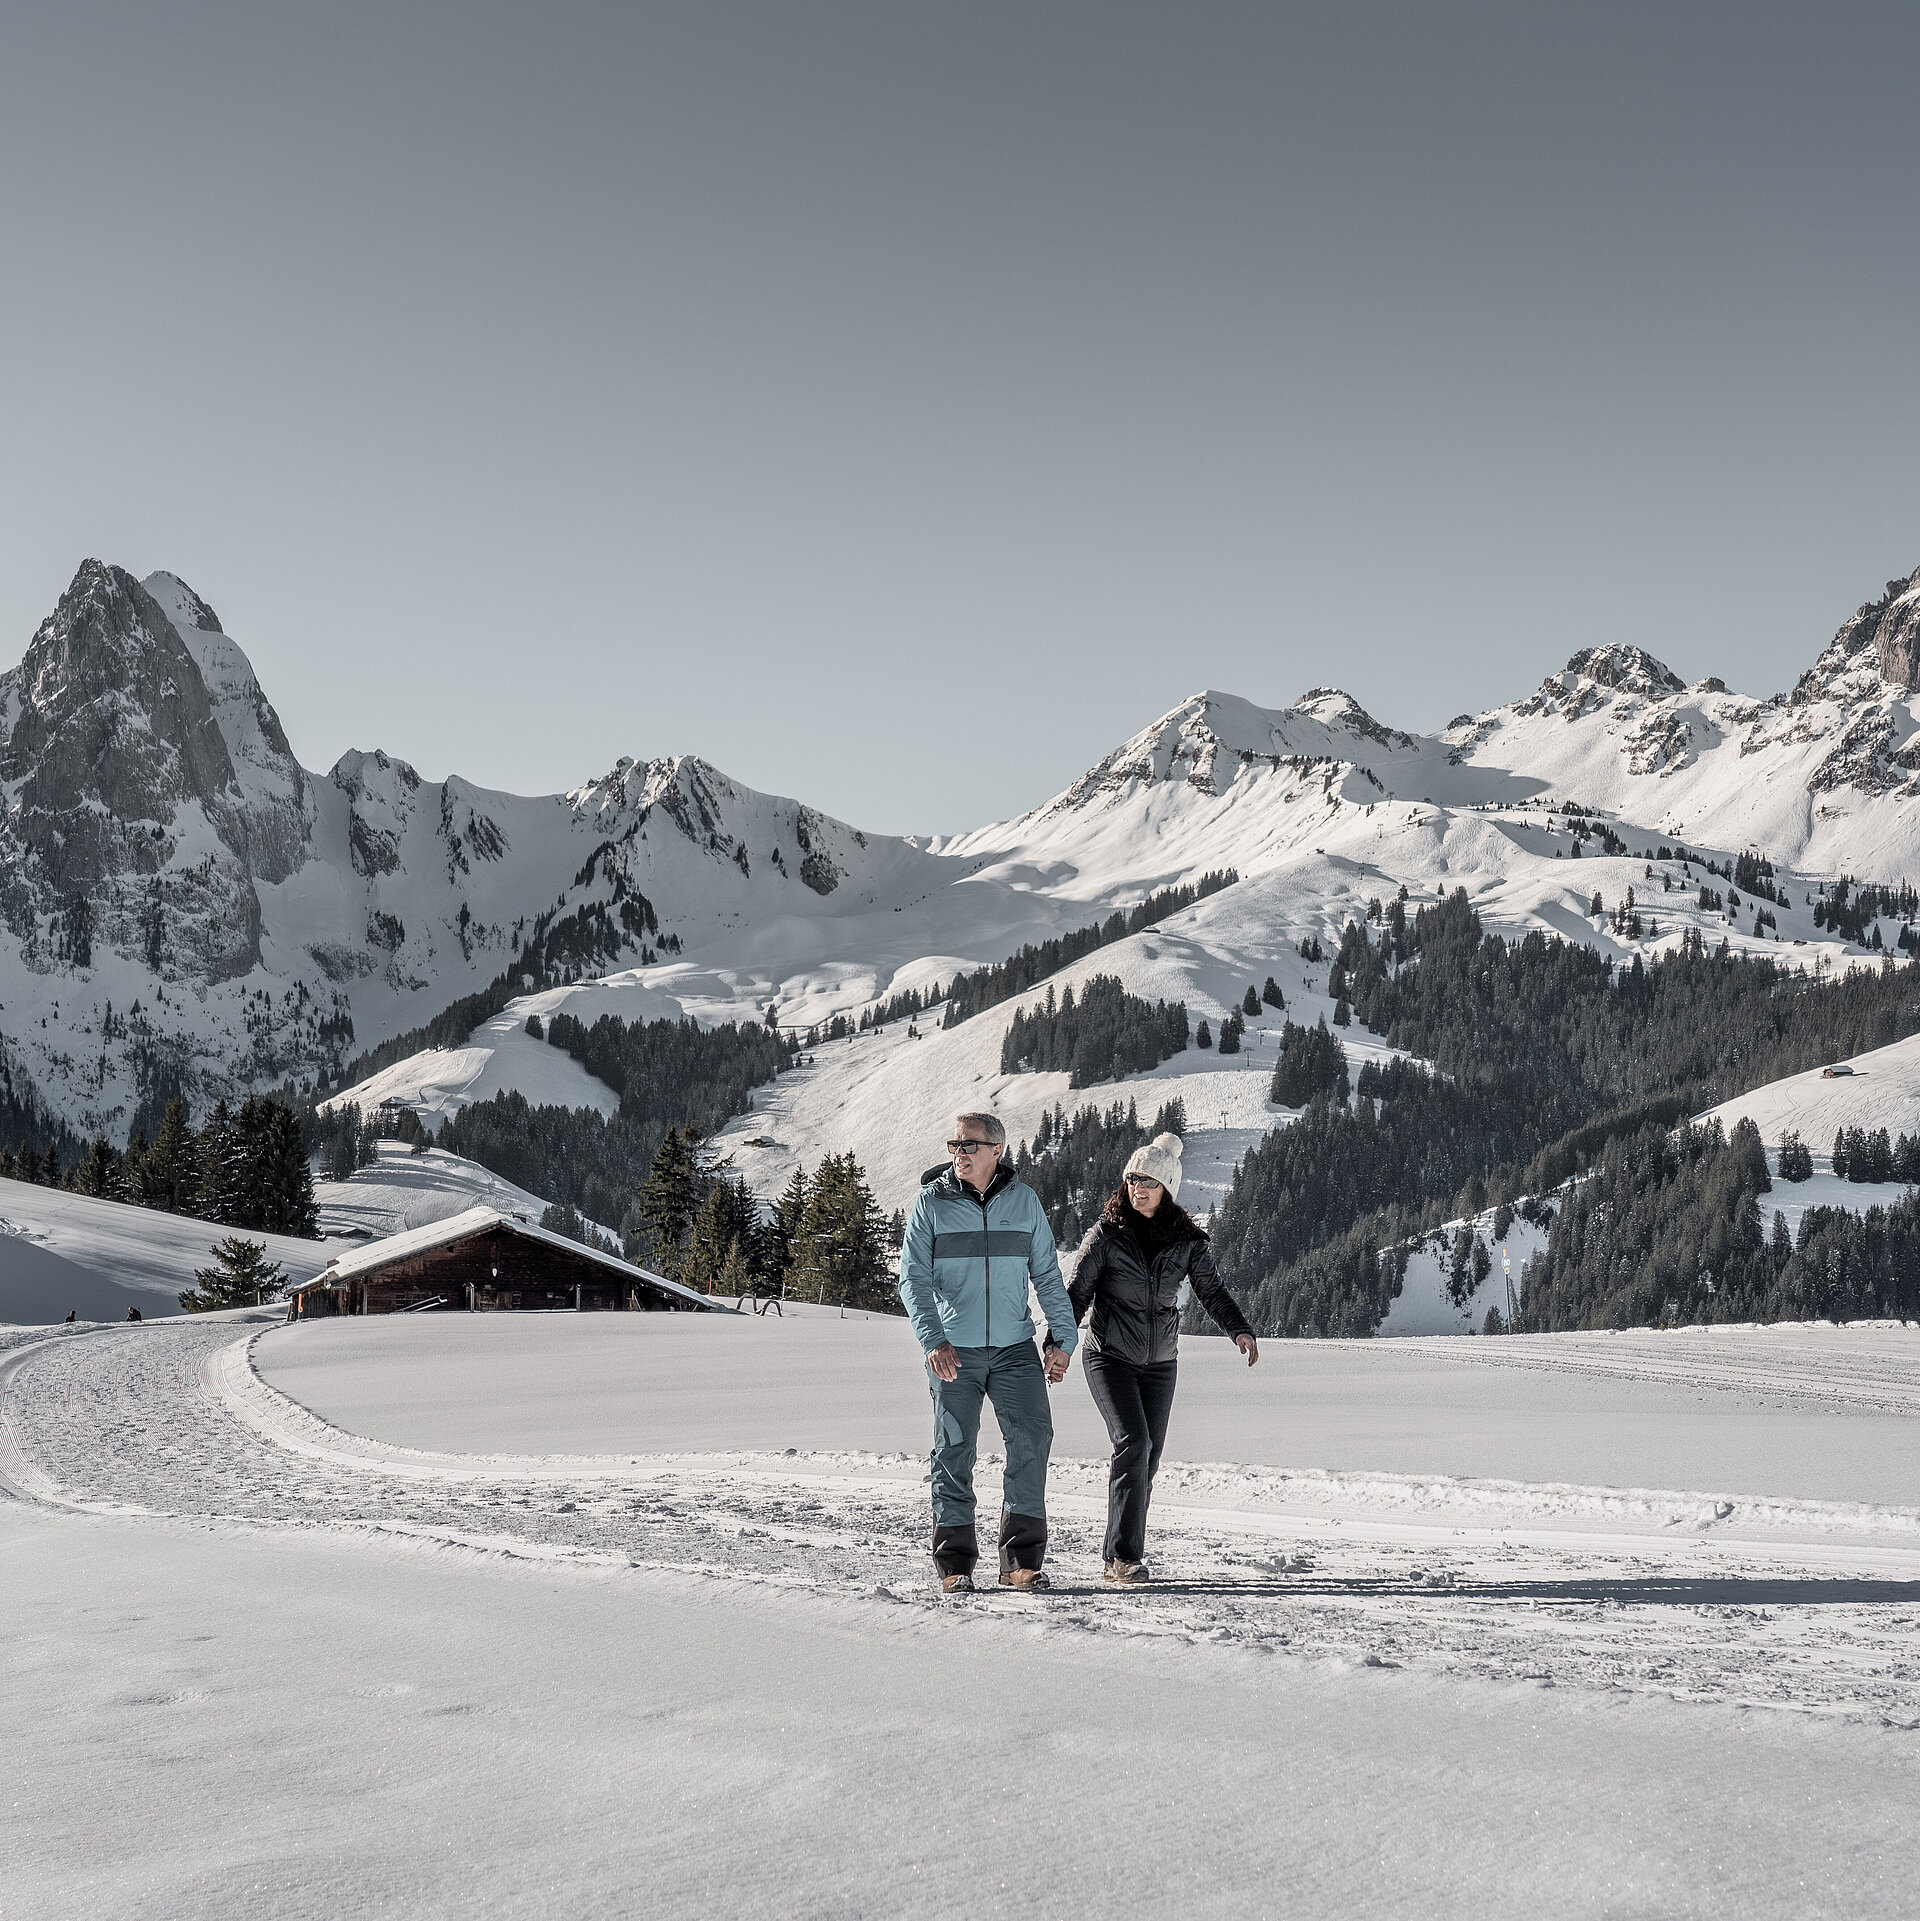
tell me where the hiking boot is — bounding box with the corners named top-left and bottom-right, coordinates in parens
top-left (1104, 1558), bottom-right (1149, 1585)
top-left (998, 1568), bottom-right (1051, 1590)
top-left (941, 1572), bottom-right (976, 1595)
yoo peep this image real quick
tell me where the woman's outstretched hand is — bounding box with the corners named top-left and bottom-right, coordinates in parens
top-left (1235, 1334), bottom-right (1259, 1366)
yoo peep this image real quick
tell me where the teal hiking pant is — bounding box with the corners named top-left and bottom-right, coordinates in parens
top-left (927, 1341), bottom-right (1053, 1576)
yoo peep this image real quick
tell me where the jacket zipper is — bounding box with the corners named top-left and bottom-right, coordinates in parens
top-left (979, 1182), bottom-right (991, 1347)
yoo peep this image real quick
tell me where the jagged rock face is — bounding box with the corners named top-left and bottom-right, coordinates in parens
top-left (144, 571), bottom-right (310, 884)
top-left (569, 754), bottom-right (855, 895)
top-left (1563, 646), bottom-right (1685, 698)
top-left (331, 749), bottom-right (420, 877)
top-left (1803, 568), bottom-right (1920, 693)
top-left (0, 562), bottom-right (321, 984)
top-left (0, 562), bottom-right (236, 891)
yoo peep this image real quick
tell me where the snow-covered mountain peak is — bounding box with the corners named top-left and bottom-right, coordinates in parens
top-left (1290, 688), bottom-right (1414, 750)
top-left (1011, 687), bottom-right (1441, 846)
top-left (143, 570), bottom-right (223, 634)
top-left (1561, 645), bottom-right (1686, 699)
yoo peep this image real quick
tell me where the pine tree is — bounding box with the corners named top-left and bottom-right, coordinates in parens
top-left (1832, 1128), bottom-right (1849, 1180)
top-left (791, 1153), bottom-right (895, 1311)
top-left (1262, 977), bottom-right (1285, 1010)
top-left (143, 1101), bottom-right (198, 1211)
top-left (766, 1166), bottom-right (809, 1296)
top-left (634, 1127), bottom-right (707, 1278)
top-left (195, 1102), bottom-right (243, 1224)
top-left (74, 1137), bottom-right (123, 1200)
top-left (258, 1103), bottom-right (320, 1236)
top-left (323, 1104), bottom-right (362, 1184)
top-left (179, 1236), bottom-right (286, 1312)
top-left (683, 1176), bottom-right (764, 1294)
top-left (1242, 986), bottom-right (1261, 1017)
top-left (1196, 1019), bottom-right (1212, 1049)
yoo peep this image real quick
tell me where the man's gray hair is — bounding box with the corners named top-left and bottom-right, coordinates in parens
top-left (953, 1111), bottom-right (1005, 1147)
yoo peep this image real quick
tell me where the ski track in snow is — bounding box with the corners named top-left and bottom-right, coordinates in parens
top-left (5, 1320), bottom-right (1920, 1732)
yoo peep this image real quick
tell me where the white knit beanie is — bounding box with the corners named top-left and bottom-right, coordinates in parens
top-left (1124, 1132), bottom-right (1185, 1202)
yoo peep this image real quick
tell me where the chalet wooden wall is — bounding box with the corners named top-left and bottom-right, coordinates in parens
top-left (294, 1226), bottom-right (695, 1316)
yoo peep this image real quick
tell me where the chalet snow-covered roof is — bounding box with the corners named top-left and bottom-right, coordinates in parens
top-left (295, 1205), bottom-right (727, 1310)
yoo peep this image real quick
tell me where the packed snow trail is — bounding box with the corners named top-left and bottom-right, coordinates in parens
top-left (5, 1318), bottom-right (1920, 1730)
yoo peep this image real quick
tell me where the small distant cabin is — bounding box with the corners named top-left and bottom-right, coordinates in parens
top-left (287, 1206), bottom-right (722, 1318)
top-left (1821, 1063), bottom-right (1856, 1079)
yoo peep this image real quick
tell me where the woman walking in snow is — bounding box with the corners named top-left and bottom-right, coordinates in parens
top-left (1065, 1132), bottom-right (1258, 1584)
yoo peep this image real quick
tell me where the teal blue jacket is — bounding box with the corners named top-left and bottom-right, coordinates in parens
top-left (897, 1162), bottom-right (1077, 1355)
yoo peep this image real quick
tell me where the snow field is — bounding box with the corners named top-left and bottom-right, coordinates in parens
top-left (12, 1503), bottom-right (1917, 1921)
top-left (6, 1312), bottom-right (1920, 1915)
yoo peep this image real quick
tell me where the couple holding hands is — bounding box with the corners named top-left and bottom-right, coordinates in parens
top-left (896, 1112), bottom-right (1258, 1593)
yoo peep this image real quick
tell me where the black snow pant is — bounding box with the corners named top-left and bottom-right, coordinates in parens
top-left (1082, 1351), bottom-right (1178, 1566)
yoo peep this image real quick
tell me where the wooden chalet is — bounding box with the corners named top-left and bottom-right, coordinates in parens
top-left (287, 1206), bottom-right (722, 1318)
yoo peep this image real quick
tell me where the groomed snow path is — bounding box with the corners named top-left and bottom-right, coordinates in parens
top-left (4, 1317), bottom-right (1919, 1918)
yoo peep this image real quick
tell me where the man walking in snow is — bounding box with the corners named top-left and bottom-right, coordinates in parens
top-left (897, 1112), bottom-right (1077, 1593)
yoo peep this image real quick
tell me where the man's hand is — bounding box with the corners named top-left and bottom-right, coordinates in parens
top-left (1042, 1343), bottom-right (1070, 1384)
top-left (1236, 1333), bottom-right (1260, 1367)
top-left (927, 1342), bottom-right (960, 1382)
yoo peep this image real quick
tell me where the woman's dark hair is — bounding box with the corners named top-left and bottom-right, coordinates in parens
top-left (1102, 1186), bottom-right (1194, 1235)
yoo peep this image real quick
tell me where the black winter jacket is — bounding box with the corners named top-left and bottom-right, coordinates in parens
top-left (1066, 1194), bottom-right (1254, 1367)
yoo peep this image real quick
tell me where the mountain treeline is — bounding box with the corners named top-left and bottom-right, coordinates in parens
top-left (544, 1011), bottom-right (790, 1134)
top-left (942, 871), bottom-right (1237, 1029)
top-left (1213, 889), bottom-right (1920, 1337)
top-left (1012, 1096), bottom-right (1189, 1250)
top-left (1519, 1116), bottom-right (1920, 1328)
top-left (2, 1097), bottom-right (319, 1238)
top-left (1001, 976), bottom-right (1190, 1088)
top-left (0, 1057), bottom-right (88, 1168)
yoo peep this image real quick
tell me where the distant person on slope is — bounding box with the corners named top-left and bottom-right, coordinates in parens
top-left (1069, 1132), bottom-right (1258, 1585)
top-left (897, 1113), bottom-right (1077, 1594)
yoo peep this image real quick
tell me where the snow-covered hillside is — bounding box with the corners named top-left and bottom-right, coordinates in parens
top-left (1699, 1030), bottom-right (1920, 1149)
top-left (315, 1139), bottom-right (577, 1244)
top-left (0, 1180), bottom-right (332, 1321)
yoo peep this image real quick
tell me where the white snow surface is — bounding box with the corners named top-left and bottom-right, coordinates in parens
top-left (0, 1180), bottom-right (332, 1319)
top-left (4, 1312), bottom-right (1919, 1916)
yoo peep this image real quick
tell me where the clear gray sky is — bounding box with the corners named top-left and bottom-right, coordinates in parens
top-left (3, 4), bottom-right (1918, 833)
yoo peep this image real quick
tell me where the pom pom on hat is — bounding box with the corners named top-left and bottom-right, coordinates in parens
top-left (1124, 1132), bottom-right (1185, 1201)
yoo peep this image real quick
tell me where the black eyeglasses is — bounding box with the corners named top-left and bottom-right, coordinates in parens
top-left (946, 1139), bottom-right (996, 1155)
top-left (1124, 1174), bottom-right (1162, 1188)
